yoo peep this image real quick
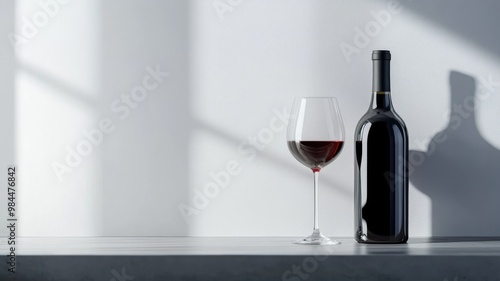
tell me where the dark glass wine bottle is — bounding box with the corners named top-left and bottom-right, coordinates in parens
top-left (354, 50), bottom-right (408, 243)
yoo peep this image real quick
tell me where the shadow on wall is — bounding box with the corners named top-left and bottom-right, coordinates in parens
top-left (100, 0), bottom-right (192, 235)
top-left (410, 71), bottom-right (500, 236)
top-left (404, 0), bottom-right (500, 56)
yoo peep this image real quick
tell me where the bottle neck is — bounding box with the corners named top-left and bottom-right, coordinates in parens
top-left (371, 91), bottom-right (392, 109)
top-left (371, 56), bottom-right (392, 110)
top-left (372, 59), bottom-right (391, 92)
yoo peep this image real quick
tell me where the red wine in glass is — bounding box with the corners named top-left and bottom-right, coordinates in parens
top-left (287, 141), bottom-right (343, 172)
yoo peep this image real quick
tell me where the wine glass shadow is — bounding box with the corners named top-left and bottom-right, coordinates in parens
top-left (410, 71), bottom-right (500, 238)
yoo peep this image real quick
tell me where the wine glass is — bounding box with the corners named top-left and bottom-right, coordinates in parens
top-left (287, 97), bottom-right (345, 245)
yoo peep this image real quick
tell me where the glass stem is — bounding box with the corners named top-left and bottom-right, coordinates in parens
top-left (313, 170), bottom-right (319, 231)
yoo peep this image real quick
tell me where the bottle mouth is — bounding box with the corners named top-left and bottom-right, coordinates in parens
top-left (372, 50), bottom-right (391, 60)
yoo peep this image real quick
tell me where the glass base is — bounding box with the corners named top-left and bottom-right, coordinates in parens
top-left (293, 229), bottom-right (341, 245)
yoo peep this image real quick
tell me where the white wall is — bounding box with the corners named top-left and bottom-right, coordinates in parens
top-left (0, 0), bottom-right (15, 238)
top-left (14, 0), bottom-right (103, 236)
top-left (2, 0), bottom-right (499, 237)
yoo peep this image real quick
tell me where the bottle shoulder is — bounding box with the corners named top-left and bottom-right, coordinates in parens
top-left (356, 108), bottom-right (406, 126)
top-left (355, 108), bottom-right (408, 137)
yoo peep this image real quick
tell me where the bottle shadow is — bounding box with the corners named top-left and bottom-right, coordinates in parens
top-left (410, 70), bottom-right (500, 240)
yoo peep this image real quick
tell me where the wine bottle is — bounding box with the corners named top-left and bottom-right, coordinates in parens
top-left (354, 50), bottom-right (409, 243)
